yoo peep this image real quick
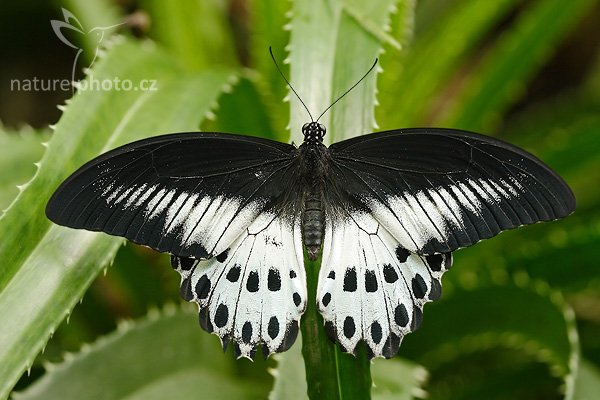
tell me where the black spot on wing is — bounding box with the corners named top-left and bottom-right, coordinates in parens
top-left (343, 316), bottom-right (356, 339)
top-left (247, 271), bottom-right (259, 292)
top-left (215, 304), bottom-right (229, 328)
top-left (268, 316), bottom-right (279, 339)
top-left (383, 263), bottom-right (398, 283)
top-left (395, 304), bottom-right (409, 327)
top-left (396, 247), bottom-right (410, 263)
top-left (343, 267), bottom-right (357, 292)
top-left (226, 265), bottom-right (241, 282)
top-left (365, 270), bottom-right (378, 293)
top-left (328, 271), bottom-right (336, 279)
top-left (289, 270), bottom-right (297, 279)
top-left (242, 321), bottom-right (253, 344)
top-left (425, 254), bottom-right (443, 272)
top-left (268, 268), bottom-right (281, 291)
top-left (195, 275), bottom-right (211, 300)
top-left (412, 274), bottom-right (427, 299)
top-left (171, 255), bottom-right (196, 271)
top-left (216, 249), bottom-right (229, 263)
top-left (293, 292), bottom-right (301, 307)
top-left (371, 321), bottom-right (383, 344)
top-left (322, 293), bottom-right (331, 307)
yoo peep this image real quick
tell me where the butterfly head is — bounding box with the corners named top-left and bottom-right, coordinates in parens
top-left (302, 122), bottom-right (326, 145)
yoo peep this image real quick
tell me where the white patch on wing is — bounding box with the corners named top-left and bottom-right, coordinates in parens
top-left (368, 177), bottom-right (520, 252)
top-left (173, 213), bottom-right (306, 360)
top-left (179, 196), bottom-right (263, 256)
top-left (144, 188), bottom-right (175, 219)
top-left (105, 184), bottom-right (124, 203)
top-left (318, 212), bottom-right (451, 359)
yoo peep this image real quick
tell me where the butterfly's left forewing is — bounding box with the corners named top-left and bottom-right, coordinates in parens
top-left (46, 132), bottom-right (298, 259)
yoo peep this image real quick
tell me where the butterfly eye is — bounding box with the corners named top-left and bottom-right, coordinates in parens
top-left (318, 123), bottom-right (326, 135)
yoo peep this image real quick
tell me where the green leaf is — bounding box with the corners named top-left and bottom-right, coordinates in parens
top-left (140, 0), bottom-right (238, 70)
top-left (0, 38), bottom-right (234, 397)
top-left (247, 0), bottom-right (291, 135)
top-left (288, 0), bottom-right (400, 398)
top-left (376, 0), bottom-right (518, 128)
top-left (288, 0), bottom-right (396, 144)
top-left (371, 359), bottom-right (428, 400)
top-left (400, 278), bottom-right (579, 398)
top-left (269, 333), bottom-right (427, 400)
top-left (206, 73), bottom-right (282, 141)
top-left (442, 0), bottom-right (597, 131)
top-left (0, 126), bottom-right (47, 212)
top-left (573, 360), bottom-right (600, 400)
top-left (269, 335), bottom-right (309, 400)
top-left (62, 0), bottom-right (123, 62)
top-left (14, 305), bottom-right (269, 400)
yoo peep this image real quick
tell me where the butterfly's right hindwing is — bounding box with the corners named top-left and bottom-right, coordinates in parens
top-left (46, 132), bottom-right (298, 259)
top-left (171, 213), bottom-right (306, 359)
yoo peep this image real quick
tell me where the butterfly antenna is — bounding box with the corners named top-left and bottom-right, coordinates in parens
top-left (269, 47), bottom-right (314, 122)
top-left (316, 58), bottom-right (378, 123)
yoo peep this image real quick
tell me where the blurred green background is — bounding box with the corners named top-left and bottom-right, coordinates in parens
top-left (0, 0), bottom-right (599, 399)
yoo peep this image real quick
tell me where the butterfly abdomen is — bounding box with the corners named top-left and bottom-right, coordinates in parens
top-left (298, 143), bottom-right (329, 261)
top-left (302, 187), bottom-right (324, 260)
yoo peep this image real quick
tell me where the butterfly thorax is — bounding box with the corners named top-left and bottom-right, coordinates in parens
top-left (299, 122), bottom-right (329, 260)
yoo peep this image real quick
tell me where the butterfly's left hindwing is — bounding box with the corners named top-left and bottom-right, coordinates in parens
top-left (318, 212), bottom-right (451, 359)
top-left (171, 213), bottom-right (306, 360)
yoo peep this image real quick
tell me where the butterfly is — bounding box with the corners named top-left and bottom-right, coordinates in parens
top-left (46, 119), bottom-right (575, 360)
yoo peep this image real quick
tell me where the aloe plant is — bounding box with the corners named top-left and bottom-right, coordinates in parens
top-left (2, 0), bottom-right (600, 399)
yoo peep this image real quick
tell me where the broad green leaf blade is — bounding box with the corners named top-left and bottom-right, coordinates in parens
top-left (288, 0), bottom-right (396, 144)
top-left (441, 0), bottom-right (597, 131)
top-left (141, 0), bottom-right (237, 70)
top-left (288, 1), bottom-right (403, 398)
top-left (247, 0), bottom-right (291, 135)
top-left (0, 38), bottom-right (234, 398)
top-left (206, 73), bottom-right (281, 141)
top-left (14, 305), bottom-right (269, 400)
top-left (376, 0), bottom-right (518, 128)
top-left (0, 127), bottom-right (47, 212)
top-left (371, 359), bottom-right (428, 400)
top-left (400, 279), bottom-right (579, 399)
top-left (573, 360), bottom-right (600, 400)
top-left (62, 0), bottom-right (123, 62)
top-left (269, 333), bottom-right (427, 400)
top-left (0, 38), bottom-right (232, 288)
top-left (269, 335), bottom-right (309, 400)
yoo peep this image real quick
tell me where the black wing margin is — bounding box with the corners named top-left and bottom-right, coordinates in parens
top-left (46, 132), bottom-right (298, 259)
top-left (328, 128), bottom-right (575, 255)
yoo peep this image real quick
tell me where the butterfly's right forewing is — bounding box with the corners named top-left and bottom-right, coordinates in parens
top-left (328, 128), bottom-right (575, 255)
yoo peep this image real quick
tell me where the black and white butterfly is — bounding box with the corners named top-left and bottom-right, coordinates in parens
top-left (46, 120), bottom-right (575, 360)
